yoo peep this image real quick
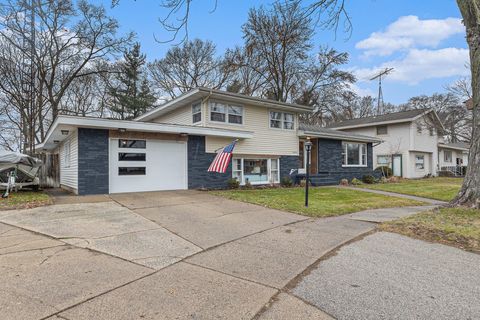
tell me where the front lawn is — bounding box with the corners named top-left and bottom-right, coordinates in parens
top-left (0, 191), bottom-right (52, 210)
top-left (212, 187), bottom-right (425, 218)
top-left (380, 207), bottom-right (480, 252)
top-left (358, 177), bottom-right (462, 201)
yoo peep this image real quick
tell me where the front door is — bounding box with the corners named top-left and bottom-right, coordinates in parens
top-left (392, 155), bottom-right (402, 177)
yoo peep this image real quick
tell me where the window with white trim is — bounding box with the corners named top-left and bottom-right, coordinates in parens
top-left (444, 150), bottom-right (452, 163)
top-left (209, 102), bottom-right (243, 124)
top-left (63, 141), bottom-right (71, 168)
top-left (232, 158), bottom-right (280, 185)
top-left (415, 155), bottom-right (425, 170)
top-left (342, 142), bottom-right (367, 167)
top-left (192, 103), bottom-right (201, 123)
top-left (376, 125), bottom-right (388, 135)
top-left (269, 111), bottom-right (294, 130)
top-left (377, 155), bottom-right (391, 166)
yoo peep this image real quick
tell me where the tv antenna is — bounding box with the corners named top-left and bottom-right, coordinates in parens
top-left (370, 68), bottom-right (394, 115)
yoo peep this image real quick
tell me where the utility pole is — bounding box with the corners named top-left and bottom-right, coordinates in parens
top-left (370, 68), bottom-right (393, 115)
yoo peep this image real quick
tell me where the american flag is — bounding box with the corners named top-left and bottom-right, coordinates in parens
top-left (207, 140), bottom-right (237, 173)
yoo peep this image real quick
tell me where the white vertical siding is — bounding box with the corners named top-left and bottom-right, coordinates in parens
top-left (59, 129), bottom-right (78, 192)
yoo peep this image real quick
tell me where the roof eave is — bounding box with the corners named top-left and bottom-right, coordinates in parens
top-left (39, 115), bottom-right (253, 151)
top-left (298, 130), bottom-right (382, 143)
top-left (135, 88), bottom-right (313, 122)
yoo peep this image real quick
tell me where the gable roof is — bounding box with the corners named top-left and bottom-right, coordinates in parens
top-left (298, 123), bottom-right (382, 143)
top-left (326, 109), bottom-right (441, 130)
top-left (135, 87), bottom-right (313, 122)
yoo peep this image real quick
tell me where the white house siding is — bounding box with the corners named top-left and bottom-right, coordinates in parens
top-left (341, 121), bottom-right (439, 178)
top-left (409, 151), bottom-right (432, 178)
top-left (342, 122), bottom-right (410, 170)
top-left (438, 148), bottom-right (469, 167)
top-left (58, 129), bottom-right (78, 192)
top-left (204, 103), bottom-right (299, 156)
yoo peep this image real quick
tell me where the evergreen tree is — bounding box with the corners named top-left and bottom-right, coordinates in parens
top-left (108, 43), bottom-right (156, 119)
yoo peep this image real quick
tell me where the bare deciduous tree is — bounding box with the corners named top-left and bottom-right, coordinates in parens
top-left (452, 0), bottom-right (480, 208)
top-left (148, 39), bottom-right (232, 99)
top-left (0, 0), bottom-right (133, 152)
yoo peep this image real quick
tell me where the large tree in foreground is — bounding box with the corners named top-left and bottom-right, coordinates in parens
top-left (454, 0), bottom-right (480, 208)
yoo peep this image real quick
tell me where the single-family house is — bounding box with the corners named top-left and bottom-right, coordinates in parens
top-left (327, 108), bottom-right (470, 178)
top-left (37, 88), bottom-right (381, 195)
top-left (438, 142), bottom-right (470, 176)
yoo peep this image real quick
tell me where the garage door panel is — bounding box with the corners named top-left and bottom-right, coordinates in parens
top-left (109, 139), bottom-right (187, 193)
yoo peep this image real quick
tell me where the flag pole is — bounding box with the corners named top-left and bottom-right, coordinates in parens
top-left (213, 139), bottom-right (239, 153)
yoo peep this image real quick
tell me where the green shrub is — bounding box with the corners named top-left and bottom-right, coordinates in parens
top-left (351, 178), bottom-right (363, 185)
top-left (362, 175), bottom-right (376, 184)
top-left (374, 166), bottom-right (393, 178)
top-left (281, 176), bottom-right (293, 187)
top-left (227, 178), bottom-right (240, 189)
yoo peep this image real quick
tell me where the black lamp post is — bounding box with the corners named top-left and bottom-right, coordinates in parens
top-left (304, 139), bottom-right (312, 207)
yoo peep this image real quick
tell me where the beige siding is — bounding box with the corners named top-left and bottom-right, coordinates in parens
top-left (153, 99), bottom-right (300, 156)
top-left (205, 103), bottom-right (299, 156)
top-left (153, 103), bottom-right (201, 125)
top-left (58, 129), bottom-right (78, 192)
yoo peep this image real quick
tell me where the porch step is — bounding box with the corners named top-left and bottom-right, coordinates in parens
top-left (308, 176), bottom-right (338, 186)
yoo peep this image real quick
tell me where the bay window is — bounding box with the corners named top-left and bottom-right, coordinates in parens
top-left (269, 111), bottom-right (294, 130)
top-left (231, 158), bottom-right (280, 185)
top-left (209, 101), bottom-right (243, 124)
top-left (342, 142), bottom-right (367, 167)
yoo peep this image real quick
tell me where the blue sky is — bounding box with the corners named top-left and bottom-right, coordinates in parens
top-left (101, 0), bottom-right (468, 105)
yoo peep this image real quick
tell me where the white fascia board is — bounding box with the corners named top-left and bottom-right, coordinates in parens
top-left (438, 144), bottom-right (469, 151)
top-left (39, 115), bottom-right (253, 150)
top-left (329, 118), bottom-right (415, 130)
top-left (135, 88), bottom-right (201, 121)
top-left (413, 109), bottom-right (446, 131)
top-left (135, 87), bottom-right (313, 122)
top-left (298, 130), bottom-right (382, 143)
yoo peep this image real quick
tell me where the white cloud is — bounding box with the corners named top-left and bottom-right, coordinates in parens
top-left (354, 48), bottom-right (469, 85)
top-left (348, 83), bottom-right (375, 97)
top-left (356, 16), bottom-right (464, 57)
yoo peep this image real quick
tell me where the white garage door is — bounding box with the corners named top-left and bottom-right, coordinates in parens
top-left (109, 138), bottom-right (187, 193)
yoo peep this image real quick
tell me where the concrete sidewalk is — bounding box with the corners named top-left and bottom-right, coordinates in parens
top-left (340, 186), bottom-right (447, 205)
top-left (293, 232), bottom-right (480, 320)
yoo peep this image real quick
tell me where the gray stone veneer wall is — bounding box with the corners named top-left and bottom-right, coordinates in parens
top-left (280, 155), bottom-right (300, 181)
top-left (317, 138), bottom-right (374, 182)
top-left (187, 135), bottom-right (231, 189)
top-left (77, 128), bottom-right (109, 195)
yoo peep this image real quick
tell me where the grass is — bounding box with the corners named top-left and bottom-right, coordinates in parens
top-left (358, 177), bottom-right (463, 201)
top-left (0, 191), bottom-right (52, 210)
top-left (211, 186), bottom-right (425, 218)
top-left (380, 207), bottom-right (480, 252)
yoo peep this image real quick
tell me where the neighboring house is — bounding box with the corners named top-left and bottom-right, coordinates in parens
top-left (327, 109), bottom-right (447, 178)
top-left (37, 87), bottom-right (380, 195)
top-left (438, 142), bottom-right (470, 176)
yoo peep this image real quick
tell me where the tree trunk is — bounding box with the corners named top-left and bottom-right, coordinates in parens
top-left (452, 0), bottom-right (480, 208)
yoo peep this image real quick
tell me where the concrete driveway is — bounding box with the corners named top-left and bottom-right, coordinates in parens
top-left (1, 190), bottom-right (477, 319)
